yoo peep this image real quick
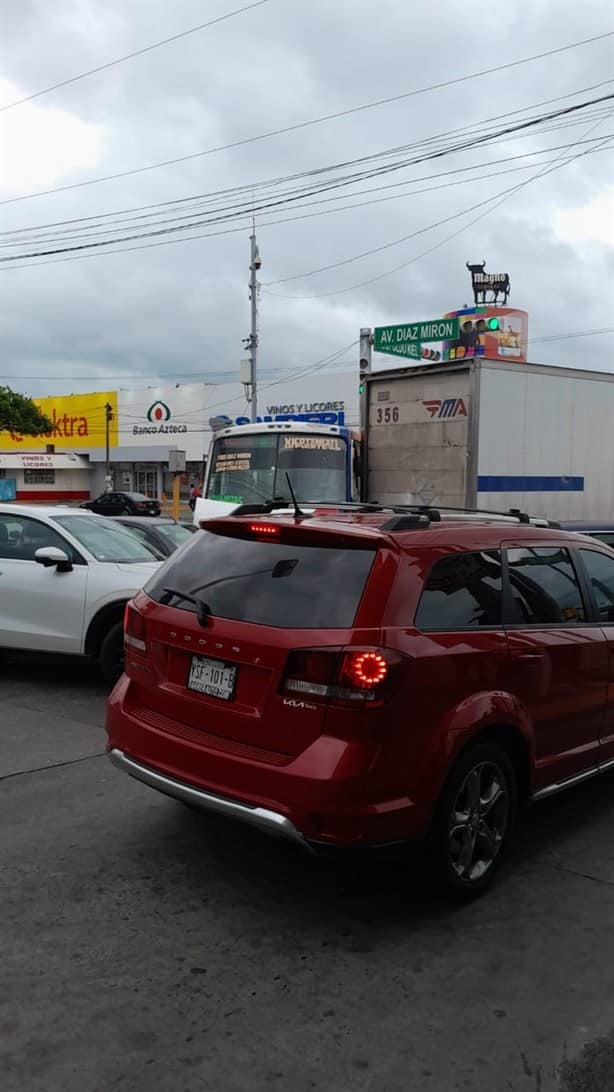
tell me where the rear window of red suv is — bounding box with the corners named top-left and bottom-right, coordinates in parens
top-left (145, 529), bottom-right (376, 628)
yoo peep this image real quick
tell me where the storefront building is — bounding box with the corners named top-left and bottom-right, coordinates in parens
top-left (0, 451), bottom-right (91, 503)
top-left (0, 373), bottom-right (357, 502)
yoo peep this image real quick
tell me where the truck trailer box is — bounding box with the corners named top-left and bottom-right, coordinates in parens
top-left (364, 358), bottom-right (614, 520)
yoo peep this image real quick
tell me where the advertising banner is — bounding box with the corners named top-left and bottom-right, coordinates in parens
top-left (118, 373), bottom-right (357, 462)
top-left (0, 391), bottom-right (118, 451)
top-left (442, 307), bottom-right (529, 364)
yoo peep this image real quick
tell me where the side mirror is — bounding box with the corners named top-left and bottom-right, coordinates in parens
top-left (35, 546), bottom-right (73, 573)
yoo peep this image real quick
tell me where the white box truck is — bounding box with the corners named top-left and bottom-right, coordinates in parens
top-left (363, 357), bottom-right (614, 521)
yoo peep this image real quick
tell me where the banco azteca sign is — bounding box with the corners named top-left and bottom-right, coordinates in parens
top-left (133, 400), bottom-right (188, 436)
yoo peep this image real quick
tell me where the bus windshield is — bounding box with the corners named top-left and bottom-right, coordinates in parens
top-left (207, 432), bottom-right (348, 505)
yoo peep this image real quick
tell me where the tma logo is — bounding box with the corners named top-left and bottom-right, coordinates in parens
top-left (147, 400), bottom-right (171, 423)
top-left (423, 398), bottom-right (468, 420)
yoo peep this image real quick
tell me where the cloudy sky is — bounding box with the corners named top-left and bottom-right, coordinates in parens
top-left (0, 0), bottom-right (613, 398)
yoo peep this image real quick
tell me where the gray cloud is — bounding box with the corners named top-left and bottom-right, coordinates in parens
top-left (0, 0), bottom-right (613, 397)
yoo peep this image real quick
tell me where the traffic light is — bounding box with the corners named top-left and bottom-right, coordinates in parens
top-left (421, 348), bottom-right (441, 361)
top-left (359, 356), bottom-right (370, 395)
top-left (487, 317), bottom-right (500, 331)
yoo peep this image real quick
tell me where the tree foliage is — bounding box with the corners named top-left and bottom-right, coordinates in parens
top-left (0, 386), bottom-right (53, 436)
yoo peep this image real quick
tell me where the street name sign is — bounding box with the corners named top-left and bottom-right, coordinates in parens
top-left (374, 317), bottom-right (459, 359)
top-left (375, 340), bottom-right (422, 360)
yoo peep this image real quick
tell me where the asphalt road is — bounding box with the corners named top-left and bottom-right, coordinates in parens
top-left (3, 657), bottom-right (614, 1092)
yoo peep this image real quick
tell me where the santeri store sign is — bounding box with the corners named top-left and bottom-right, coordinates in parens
top-left (118, 373), bottom-right (357, 460)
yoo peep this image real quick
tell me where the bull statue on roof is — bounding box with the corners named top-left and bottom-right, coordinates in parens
top-left (466, 261), bottom-right (511, 306)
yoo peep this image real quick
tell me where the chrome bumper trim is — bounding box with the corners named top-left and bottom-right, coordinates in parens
top-left (109, 748), bottom-right (308, 847)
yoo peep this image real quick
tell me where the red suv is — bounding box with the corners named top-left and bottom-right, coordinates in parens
top-left (107, 505), bottom-right (614, 897)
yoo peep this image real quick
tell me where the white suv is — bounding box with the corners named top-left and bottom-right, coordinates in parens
top-left (0, 504), bottom-right (162, 682)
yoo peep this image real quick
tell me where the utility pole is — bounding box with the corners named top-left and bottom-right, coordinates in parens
top-left (358, 328), bottom-right (372, 502)
top-left (244, 223), bottom-right (261, 421)
top-left (104, 401), bottom-right (113, 491)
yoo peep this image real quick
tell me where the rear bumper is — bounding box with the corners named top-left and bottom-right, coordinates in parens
top-left (109, 747), bottom-right (309, 848)
top-left (107, 675), bottom-right (432, 847)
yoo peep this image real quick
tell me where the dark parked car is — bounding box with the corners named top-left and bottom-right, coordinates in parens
top-left (110, 516), bottom-right (196, 558)
top-left (560, 521), bottom-right (614, 547)
top-left (81, 491), bottom-right (161, 517)
top-left (108, 503), bottom-right (614, 899)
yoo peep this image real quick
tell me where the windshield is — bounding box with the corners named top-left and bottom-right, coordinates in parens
top-left (52, 515), bottom-right (160, 563)
top-left (207, 433), bottom-right (348, 505)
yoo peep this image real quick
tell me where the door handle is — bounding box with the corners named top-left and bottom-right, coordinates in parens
top-left (514, 653), bottom-right (543, 662)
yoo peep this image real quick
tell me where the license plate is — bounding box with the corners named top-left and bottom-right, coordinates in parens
top-left (187, 655), bottom-right (237, 701)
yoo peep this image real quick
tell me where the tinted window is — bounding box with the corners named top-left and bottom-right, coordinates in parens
top-left (507, 547), bottom-right (585, 624)
top-left (415, 551), bottom-right (503, 630)
top-left (579, 549), bottom-right (614, 622)
top-left (0, 514), bottom-right (75, 562)
top-left (590, 532), bottom-right (614, 547)
top-left (146, 529), bottom-right (376, 628)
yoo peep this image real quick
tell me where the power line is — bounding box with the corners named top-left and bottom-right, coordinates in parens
top-left (3, 140), bottom-right (611, 274)
top-left (2, 30), bottom-right (612, 205)
top-left (0, 0), bottom-right (272, 113)
top-left (263, 132), bottom-right (614, 299)
top-left (3, 94), bottom-right (612, 264)
top-left (531, 327), bottom-right (614, 343)
top-left (5, 79), bottom-right (612, 240)
top-left (6, 135), bottom-right (609, 252)
top-left (261, 99), bottom-right (614, 285)
top-left (8, 331), bottom-right (612, 398)
top-left (5, 110), bottom-right (612, 251)
top-left (12, 343), bottom-right (360, 419)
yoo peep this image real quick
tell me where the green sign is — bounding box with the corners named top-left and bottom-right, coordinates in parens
top-left (374, 317), bottom-right (459, 358)
top-left (373, 339), bottom-right (422, 361)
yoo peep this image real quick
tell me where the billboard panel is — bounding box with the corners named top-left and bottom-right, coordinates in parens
top-left (442, 307), bottom-right (529, 364)
top-left (0, 391), bottom-right (118, 451)
top-left (118, 374), bottom-right (357, 462)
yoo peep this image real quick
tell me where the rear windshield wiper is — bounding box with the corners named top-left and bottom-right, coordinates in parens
top-left (162, 587), bottom-right (211, 626)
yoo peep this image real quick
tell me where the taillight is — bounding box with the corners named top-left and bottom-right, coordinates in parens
top-left (124, 599), bottom-right (147, 653)
top-left (341, 651), bottom-right (388, 690)
top-left (281, 647), bottom-right (402, 705)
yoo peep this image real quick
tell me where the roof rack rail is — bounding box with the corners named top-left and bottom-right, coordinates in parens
top-left (230, 500), bottom-right (549, 528)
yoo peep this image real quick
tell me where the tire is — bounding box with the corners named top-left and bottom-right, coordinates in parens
top-left (427, 741), bottom-right (517, 900)
top-left (99, 621), bottom-right (125, 686)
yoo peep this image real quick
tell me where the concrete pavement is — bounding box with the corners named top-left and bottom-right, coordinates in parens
top-left (2, 655), bottom-right (614, 1091)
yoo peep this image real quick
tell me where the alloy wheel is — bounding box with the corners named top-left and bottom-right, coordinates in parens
top-left (448, 761), bottom-right (509, 883)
